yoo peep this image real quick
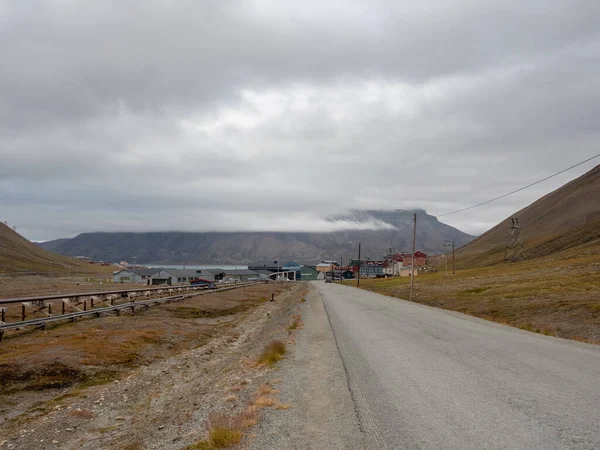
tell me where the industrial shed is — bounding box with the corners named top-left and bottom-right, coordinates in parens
top-left (113, 268), bottom-right (158, 283)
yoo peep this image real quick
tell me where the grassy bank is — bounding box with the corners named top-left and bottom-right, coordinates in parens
top-left (352, 249), bottom-right (600, 344)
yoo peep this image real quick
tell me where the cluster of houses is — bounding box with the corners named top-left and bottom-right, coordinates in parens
top-left (112, 252), bottom-right (428, 285)
top-left (296, 251), bottom-right (429, 281)
top-left (348, 251), bottom-right (428, 278)
top-left (112, 261), bottom-right (303, 285)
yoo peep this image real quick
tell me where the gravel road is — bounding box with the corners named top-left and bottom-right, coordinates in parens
top-left (319, 282), bottom-right (600, 449)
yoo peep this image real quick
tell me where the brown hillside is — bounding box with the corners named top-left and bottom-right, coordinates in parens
top-left (457, 164), bottom-right (600, 266)
top-left (0, 223), bottom-right (104, 274)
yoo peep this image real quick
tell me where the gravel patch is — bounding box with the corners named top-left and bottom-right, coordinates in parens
top-left (248, 282), bottom-right (365, 450)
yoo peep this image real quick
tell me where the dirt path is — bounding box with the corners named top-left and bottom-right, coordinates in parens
top-left (249, 282), bottom-right (364, 449)
top-left (1, 283), bottom-right (304, 450)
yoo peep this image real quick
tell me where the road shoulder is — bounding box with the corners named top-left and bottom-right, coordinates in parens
top-left (249, 282), bottom-right (365, 450)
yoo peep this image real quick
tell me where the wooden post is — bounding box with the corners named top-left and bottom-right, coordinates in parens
top-left (1, 307), bottom-right (5, 323)
top-left (62, 301), bottom-right (66, 315)
top-left (90, 297), bottom-right (94, 308)
top-left (83, 299), bottom-right (87, 311)
top-left (48, 303), bottom-right (52, 315)
top-left (452, 241), bottom-right (456, 275)
top-left (21, 303), bottom-right (26, 321)
top-left (271, 293), bottom-right (274, 302)
top-left (111, 297), bottom-right (115, 306)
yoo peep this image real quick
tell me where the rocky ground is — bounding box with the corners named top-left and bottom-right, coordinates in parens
top-left (0, 282), bottom-right (308, 449)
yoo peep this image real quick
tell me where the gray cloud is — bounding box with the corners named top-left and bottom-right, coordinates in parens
top-left (1, 0), bottom-right (599, 241)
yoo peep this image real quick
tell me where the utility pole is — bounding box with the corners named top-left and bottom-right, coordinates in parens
top-left (357, 242), bottom-right (361, 288)
top-left (340, 255), bottom-right (343, 283)
top-left (443, 252), bottom-right (448, 276)
top-left (410, 213), bottom-right (416, 301)
top-left (452, 242), bottom-right (456, 275)
top-left (443, 240), bottom-right (456, 275)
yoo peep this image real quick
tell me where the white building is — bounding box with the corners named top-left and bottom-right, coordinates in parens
top-left (113, 268), bottom-right (158, 283)
top-left (148, 268), bottom-right (226, 285)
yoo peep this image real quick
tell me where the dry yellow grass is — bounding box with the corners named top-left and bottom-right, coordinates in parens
top-left (239, 405), bottom-right (259, 429)
top-left (187, 408), bottom-right (259, 450)
top-left (257, 340), bottom-right (286, 366)
top-left (1, 285), bottom-right (297, 399)
top-left (258, 384), bottom-right (277, 396)
top-left (0, 222), bottom-right (112, 275)
top-left (287, 313), bottom-right (303, 332)
top-left (355, 247), bottom-right (600, 343)
top-left (254, 396), bottom-right (277, 407)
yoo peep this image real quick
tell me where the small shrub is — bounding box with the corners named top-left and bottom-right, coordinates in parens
top-left (299, 298), bottom-right (306, 303)
top-left (257, 340), bottom-right (286, 366)
top-left (258, 384), bottom-right (277, 396)
top-left (519, 322), bottom-right (535, 332)
top-left (287, 314), bottom-right (303, 332)
top-left (240, 405), bottom-right (259, 428)
top-left (189, 414), bottom-right (243, 449)
top-left (209, 427), bottom-right (242, 448)
top-left (254, 396), bottom-right (277, 407)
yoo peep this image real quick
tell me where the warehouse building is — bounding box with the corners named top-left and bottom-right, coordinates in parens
top-left (223, 269), bottom-right (260, 282)
top-left (248, 261), bottom-right (301, 281)
top-left (149, 268), bottom-right (225, 285)
top-left (113, 268), bottom-right (158, 283)
top-left (300, 265), bottom-right (319, 281)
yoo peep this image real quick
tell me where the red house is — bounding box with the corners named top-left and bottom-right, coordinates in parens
top-left (402, 251), bottom-right (427, 267)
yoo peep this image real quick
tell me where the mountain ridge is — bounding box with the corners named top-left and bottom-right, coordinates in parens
top-left (0, 223), bottom-right (93, 274)
top-left (38, 209), bottom-right (474, 264)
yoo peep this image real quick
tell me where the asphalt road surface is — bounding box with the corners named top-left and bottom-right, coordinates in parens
top-left (318, 282), bottom-right (600, 450)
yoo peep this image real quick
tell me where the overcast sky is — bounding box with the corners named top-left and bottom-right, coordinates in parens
top-left (2, 0), bottom-right (600, 242)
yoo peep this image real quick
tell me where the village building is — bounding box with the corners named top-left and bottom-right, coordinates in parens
top-left (248, 261), bottom-right (301, 280)
top-left (112, 268), bottom-right (158, 283)
top-left (149, 268), bottom-right (225, 285)
top-left (223, 269), bottom-right (260, 282)
top-left (316, 261), bottom-right (336, 272)
top-left (300, 265), bottom-right (319, 281)
top-left (402, 251), bottom-right (427, 267)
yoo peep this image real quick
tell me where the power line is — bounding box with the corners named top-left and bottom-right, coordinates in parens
top-left (436, 153), bottom-right (600, 218)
